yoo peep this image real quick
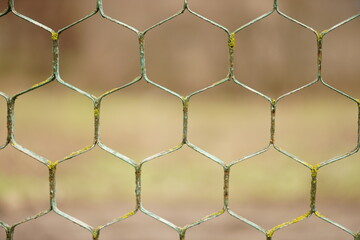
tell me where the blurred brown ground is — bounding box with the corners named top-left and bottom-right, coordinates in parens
top-left (0, 0), bottom-right (359, 239)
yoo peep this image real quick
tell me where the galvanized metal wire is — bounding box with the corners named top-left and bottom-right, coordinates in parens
top-left (0, 0), bottom-right (359, 239)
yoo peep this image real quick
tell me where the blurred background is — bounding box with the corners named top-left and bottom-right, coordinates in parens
top-left (0, 0), bottom-right (359, 239)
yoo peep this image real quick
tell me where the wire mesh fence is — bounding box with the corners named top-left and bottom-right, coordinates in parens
top-left (0, 0), bottom-right (359, 239)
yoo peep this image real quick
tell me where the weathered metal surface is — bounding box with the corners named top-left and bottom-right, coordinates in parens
top-left (0, 0), bottom-right (359, 239)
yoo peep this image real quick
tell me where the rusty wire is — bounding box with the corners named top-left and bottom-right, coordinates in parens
top-left (0, 0), bottom-right (359, 239)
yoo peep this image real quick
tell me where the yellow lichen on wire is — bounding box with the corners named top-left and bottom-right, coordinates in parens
top-left (94, 108), bottom-right (100, 118)
top-left (93, 211), bottom-right (137, 238)
top-left (47, 160), bottom-right (58, 170)
top-left (310, 164), bottom-right (320, 212)
top-left (181, 96), bottom-right (189, 110)
top-left (202, 208), bottom-right (225, 221)
top-left (51, 31), bottom-right (59, 41)
top-left (31, 79), bottom-right (50, 89)
top-left (122, 210), bottom-right (136, 219)
top-left (228, 32), bottom-right (236, 49)
top-left (311, 164), bottom-right (320, 180)
top-left (267, 211), bottom-right (312, 238)
top-left (64, 144), bottom-right (92, 160)
top-left (92, 227), bottom-right (100, 240)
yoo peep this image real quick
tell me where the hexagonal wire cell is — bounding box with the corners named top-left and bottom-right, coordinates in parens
top-left (59, 13), bottom-right (140, 96)
top-left (275, 82), bottom-right (358, 165)
top-left (228, 148), bottom-right (310, 231)
top-left (140, 146), bottom-right (224, 227)
top-left (0, 12), bottom-right (52, 96)
top-left (55, 147), bottom-right (136, 227)
top-left (233, 12), bottom-right (317, 98)
top-left (145, 10), bottom-right (229, 95)
top-left (0, 147), bottom-right (48, 224)
top-left (188, 81), bottom-right (270, 163)
top-left (13, 82), bottom-right (94, 161)
top-left (100, 80), bottom-right (183, 161)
